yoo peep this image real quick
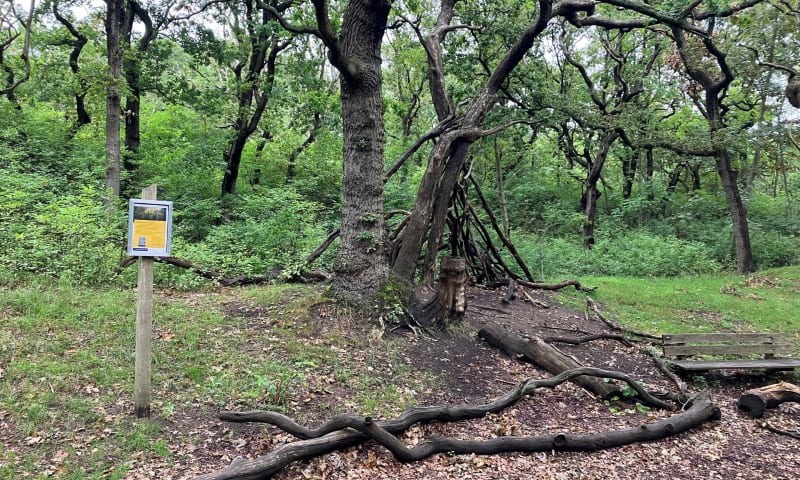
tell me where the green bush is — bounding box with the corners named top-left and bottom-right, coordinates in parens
top-left (0, 169), bottom-right (123, 286)
top-left (513, 230), bottom-right (722, 279)
top-left (750, 229), bottom-right (800, 268)
top-left (172, 188), bottom-right (330, 282)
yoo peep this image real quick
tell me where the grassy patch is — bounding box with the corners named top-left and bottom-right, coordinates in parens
top-left (556, 267), bottom-right (800, 339)
top-left (0, 280), bottom-right (430, 478)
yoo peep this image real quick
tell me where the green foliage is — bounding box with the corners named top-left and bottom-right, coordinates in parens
top-left (175, 188), bottom-right (329, 281)
top-left (513, 230), bottom-right (721, 279)
top-left (0, 168), bottom-right (121, 287)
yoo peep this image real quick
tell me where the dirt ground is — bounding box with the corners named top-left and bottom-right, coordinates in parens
top-left (165, 286), bottom-right (799, 480)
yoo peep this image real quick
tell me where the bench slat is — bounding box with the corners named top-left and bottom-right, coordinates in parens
top-left (663, 344), bottom-right (786, 357)
top-left (670, 358), bottom-right (800, 371)
top-left (662, 333), bottom-right (781, 344)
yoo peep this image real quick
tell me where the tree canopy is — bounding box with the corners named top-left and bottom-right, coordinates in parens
top-left (1, 0), bottom-right (799, 304)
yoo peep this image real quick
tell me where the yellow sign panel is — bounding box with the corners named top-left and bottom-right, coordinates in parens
top-left (132, 219), bottom-right (167, 250)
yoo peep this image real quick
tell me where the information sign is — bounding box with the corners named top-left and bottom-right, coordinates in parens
top-left (127, 199), bottom-right (173, 257)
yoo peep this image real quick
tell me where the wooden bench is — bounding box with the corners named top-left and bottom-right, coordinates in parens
top-left (661, 333), bottom-right (800, 371)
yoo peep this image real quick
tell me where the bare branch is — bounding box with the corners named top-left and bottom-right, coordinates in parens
top-left (0, 0), bottom-right (33, 96)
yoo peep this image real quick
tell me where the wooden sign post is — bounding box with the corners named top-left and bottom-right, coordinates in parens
top-left (128, 185), bottom-right (172, 419)
top-left (134, 184), bottom-right (157, 418)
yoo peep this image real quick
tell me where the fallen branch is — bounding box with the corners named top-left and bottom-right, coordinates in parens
top-left (472, 303), bottom-right (510, 315)
top-left (761, 421), bottom-right (800, 439)
top-left (521, 289), bottom-right (549, 308)
top-left (586, 297), bottom-right (660, 340)
top-left (302, 228), bottom-right (339, 267)
top-left (542, 333), bottom-right (634, 348)
top-left (478, 323), bottom-right (616, 402)
top-left (641, 346), bottom-right (690, 403)
top-left (517, 279), bottom-right (596, 292)
top-left (115, 256), bottom-right (330, 286)
top-left (199, 368), bottom-right (716, 479)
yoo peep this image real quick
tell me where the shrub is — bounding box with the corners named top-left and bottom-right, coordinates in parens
top-left (172, 188), bottom-right (330, 281)
top-left (513, 230), bottom-right (721, 279)
top-left (0, 170), bottom-right (123, 286)
top-left (750, 229), bottom-right (800, 268)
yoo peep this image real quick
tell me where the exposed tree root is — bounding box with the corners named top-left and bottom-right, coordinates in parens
top-left (478, 323), bottom-right (673, 409)
top-left (196, 368), bottom-right (718, 480)
top-left (542, 333), bottom-right (634, 348)
top-left (761, 421), bottom-right (800, 439)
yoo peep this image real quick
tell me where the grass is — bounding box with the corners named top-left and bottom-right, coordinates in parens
top-left (0, 280), bottom-right (429, 478)
top-left (556, 266), bottom-right (800, 340)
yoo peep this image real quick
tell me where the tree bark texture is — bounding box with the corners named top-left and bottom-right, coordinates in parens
top-left (738, 382), bottom-right (800, 418)
top-left (413, 256), bottom-right (467, 326)
top-left (332, 0), bottom-right (392, 305)
top-left (104, 0), bottom-right (124, 202)
top-left (196, 368), bottom-right (716, 479)
top-left (716, 148), bottom-right (756, 273)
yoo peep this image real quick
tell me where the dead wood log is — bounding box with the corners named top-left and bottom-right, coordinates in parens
top-left (467, 176), bottom-right (535, 281)
top-left (521, 289), bottom-right (549, 308)
top-left (302, 228), bottom-right (339, 266)
top-left (413, 256), bottom-right (467, 327)
top-left (197, 368), bottom-right (715, 480)
top-left (738, 382), bottom-right (800, 418)
top-left (478, 323), bottom-right (619, 402)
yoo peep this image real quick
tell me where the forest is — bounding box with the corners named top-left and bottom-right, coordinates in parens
top-left (2, 2), bottom-right (800, 478)
top-left (1, 0), bottom-right (799, 300)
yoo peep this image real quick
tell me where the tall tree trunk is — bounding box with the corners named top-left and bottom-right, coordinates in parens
top-left (121, 1), bottom-right (154, 198)
top-left (105, 0), bottom-right (124, 204)
top-left (621, 150), bottom-right (637, 199)
top-left (52, 3), bottom-right (90, 130)
top-left (494, 139), bottom-right (510, 237)
top-left (717, 148), bottom-right (756, 273)
top-left (672, 26), bottom-right (756, 274)
top-left (582, 131), bottom-right (619, 249)
top-left (746, 27), bottom-right (778, 196)
top-left (222, 135), bottom-right (250, 196)
top-left (708, 95), bottom-right (756, 274)
top-left (660, 162), bottom-right (685, 214)
top-left (331, 0), bottom-right (393, 304)
top-left (219, 21), bottom-right (283, 198)
top-left (393, 0), bottom-right (553, 282)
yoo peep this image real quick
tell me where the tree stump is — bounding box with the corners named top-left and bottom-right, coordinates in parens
top-left (738, 382), bottom-right (800, 418)
top-left (414, 256), bottom-right (467, 327)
